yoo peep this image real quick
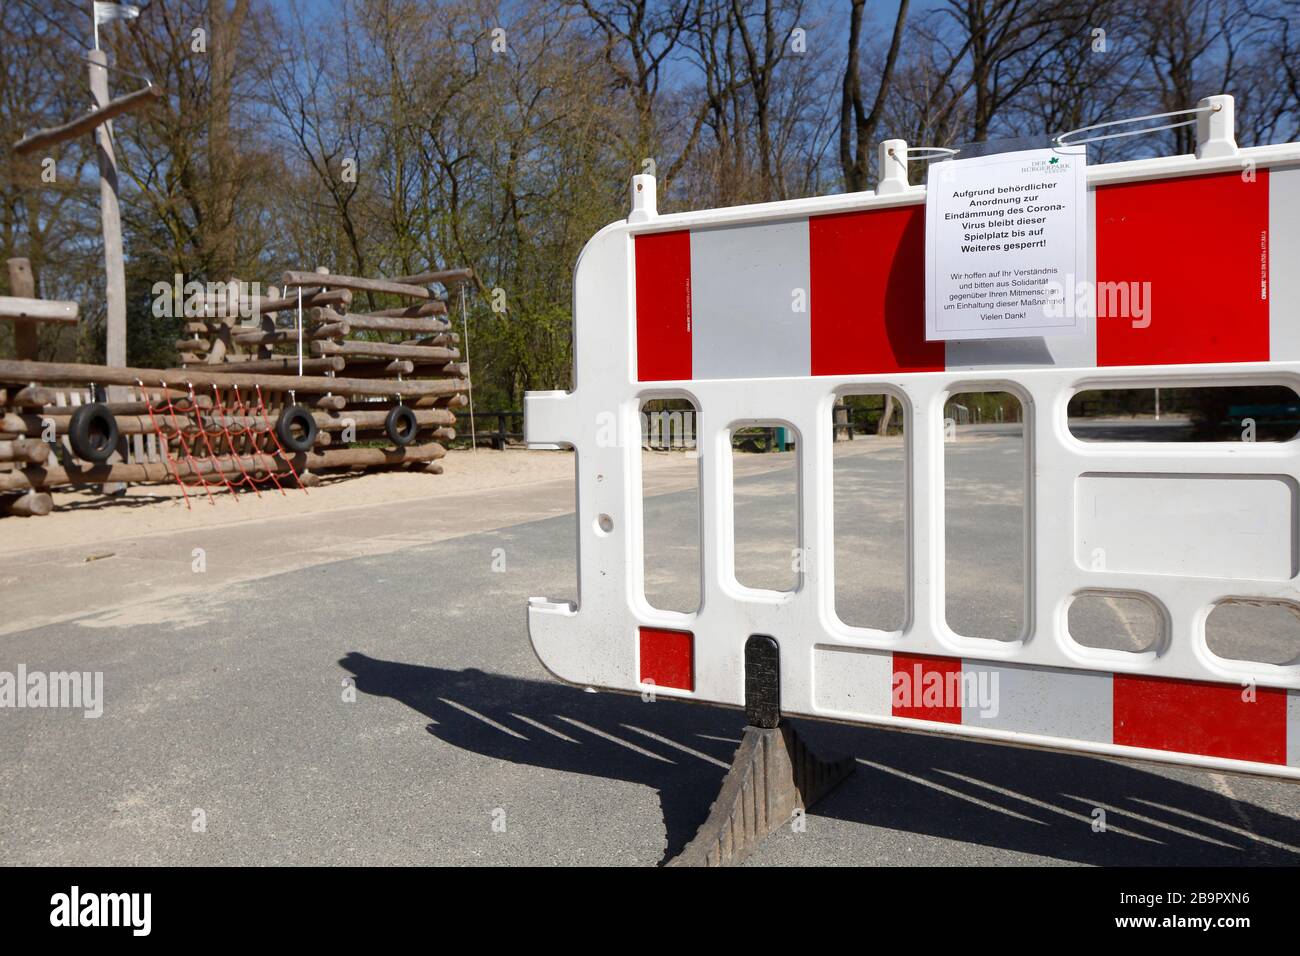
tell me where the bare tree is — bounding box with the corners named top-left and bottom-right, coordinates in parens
top-left (204, 0), bottom-right (252, 279)
top-left (840, 0), bottom-right (910, 191)
top-left (1134, 0), bottom-right (1258, 154)
top-left (569, 1), bottom-right (695, 172)
top-left (5, 0), bottom-right (1295, 387)
top-left (1, 0), bottom-right (105, 361)
top-left (727, 0), bottom-right (807, 199)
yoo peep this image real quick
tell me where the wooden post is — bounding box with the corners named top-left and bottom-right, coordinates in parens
top-left (88, 49), bottom-right (126, 379)
top-left (88, 49), bottom-right (128, 492)
top-left (5, 258), bottom-right (37, 360)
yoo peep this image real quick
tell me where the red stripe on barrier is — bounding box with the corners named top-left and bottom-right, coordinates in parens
top-left (809, 206), bottom-right (945, 375)
top-left (634, 231), bottom-right (692, 381)
top-left (639, 627), bottom-right (694, 691)
top-left (1113, 674), bottom-right (1287, 764)
top-left (1096, 170), bottom-right (1270, 366)
top-left (891, 653), bottom-right (963, 724)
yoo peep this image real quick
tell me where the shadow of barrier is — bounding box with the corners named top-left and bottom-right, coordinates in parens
top-left (340, 652), bottom-right (1300, 866)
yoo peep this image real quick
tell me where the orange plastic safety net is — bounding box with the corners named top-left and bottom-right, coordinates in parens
top-left (138, 382), bottom-right (306, 508)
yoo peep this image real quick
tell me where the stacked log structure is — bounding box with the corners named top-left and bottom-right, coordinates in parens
top-left (0, 263), bottom-right (473, 516)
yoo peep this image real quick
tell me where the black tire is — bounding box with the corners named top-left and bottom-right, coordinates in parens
top-left (384, 404), bottom-right (419, 446)
top-left (275, 404), bottom-right (318, 453)
top-left (68, 403), bottom-right (119, 463)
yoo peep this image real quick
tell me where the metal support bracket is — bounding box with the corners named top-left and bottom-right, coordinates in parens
top-left (667, 636), bottom-right (855, 866)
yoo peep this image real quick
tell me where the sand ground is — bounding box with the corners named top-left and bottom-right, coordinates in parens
top-left (0, 439), bottom-right (851, 558)
top-left (0, 448), bottom-right (669, 557)
top-left (0, 442), bottom-right (846, 636)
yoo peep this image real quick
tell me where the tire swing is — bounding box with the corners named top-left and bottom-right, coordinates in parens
top-left (275, 404), bottom-right (318, 453)
top-left (384, 404), bottom-right (418, 447)
top-left (68, 403), bottom-right (120, 463)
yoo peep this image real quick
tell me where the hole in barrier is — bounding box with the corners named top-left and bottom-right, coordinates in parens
top-left (1068, 592), bottom-right (1163, 653)
top-left (832, 392), bottom-right (906, 631)
top-left (640, 397), bottom-right (700, 613)
top-left (1068, 385), bottom-right (1300, 442)
top-left (944, 391), bottom-right (1025, 642)
top-left (1206, 600), bottom-right (1300, 666)
top-left (731, 421), bottom-right (798, 593)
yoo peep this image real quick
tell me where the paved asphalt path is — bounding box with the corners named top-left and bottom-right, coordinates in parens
top-left (2, 434), bottom-right (1297, 866)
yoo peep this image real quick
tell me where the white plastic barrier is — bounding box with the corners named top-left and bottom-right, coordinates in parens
top-left (527, 96), bottom-right (1300, 779)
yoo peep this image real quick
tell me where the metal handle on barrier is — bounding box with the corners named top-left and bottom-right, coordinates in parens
top-left (877, 139), bottom-right (960, 195)
top-left (877, 95), bottom-right (1237, 197)
top-left (1052, 94), bottom-right (1236, 158)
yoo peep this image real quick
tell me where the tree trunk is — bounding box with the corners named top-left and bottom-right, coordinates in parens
top-left (877, 395), bottom-right (896, 436)
top-left (204, 0), bottom-right (252, 280)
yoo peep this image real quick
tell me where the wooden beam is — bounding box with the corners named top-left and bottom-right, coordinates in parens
top-left (317, 408), bottom-right (455, 429)
top-left (0, 439), bottom-right (50, 464)
top-left (400, 333), bottom-right (459, 347)
top-left (0, 455), bottom-right (281, 491)
top-left (232, 288), bottom-right (352, 315)
top-left (313, 340), bottom-right (459, 362)
top-left (333, 358), bottom-right (415, 377)
top-left (0, 491), bottom-right (53, 517)
top-left (358, 301), bottom-right (446, 318)
top-left (13, 84), bottom-right (162, 155)
top-left (231, 323), bottom-right (348, 346)
top-left (388, 268), bottom-right (474, 287)
top-left (9, 385), bottom-right (203, 408)
top-left (166, 356), bottom-right (344, 375)
top-left (405, 362), bottom-right (470, 378)
top-left (340, 312), bottom-right (451, 334)
top-left (0, 295), bottom-right (78, 324)
top-left (1, 412), bottom-right (149, 437)
top-left (0, 359), bottom-right (467, 399)
top-left (281, 270), bottom-right (430, 300)
top-left (410, 392), bottom-right (470, 409)
top-left (0, 442), bottom-right (446, 491)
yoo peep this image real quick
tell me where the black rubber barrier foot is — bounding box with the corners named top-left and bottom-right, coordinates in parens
top-left (666, 721), bottom-right (855, 867)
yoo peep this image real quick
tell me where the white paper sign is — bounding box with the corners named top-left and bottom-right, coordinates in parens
top-left (925, 146), bottom-right (1087, 341)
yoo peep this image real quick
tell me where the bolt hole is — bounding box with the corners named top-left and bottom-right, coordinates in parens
top-left (596, 514), bottom-right (614, 535)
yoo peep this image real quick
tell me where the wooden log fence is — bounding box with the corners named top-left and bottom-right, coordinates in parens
top-left (0, 442), bottom-right (447, 493)
top-left (0, 262), bottom-right (474, 514)
top-left (0, 359), bottom-right (467, 399)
